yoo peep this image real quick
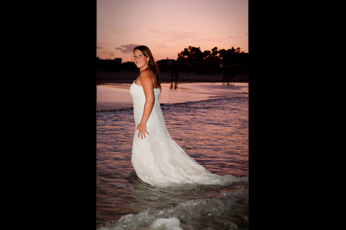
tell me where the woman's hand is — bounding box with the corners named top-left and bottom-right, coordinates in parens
top-left (136, 123), bottom-right (149, 139)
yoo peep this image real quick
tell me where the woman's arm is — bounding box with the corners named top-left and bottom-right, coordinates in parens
top-left (136, 71), bottom-right (154, 139)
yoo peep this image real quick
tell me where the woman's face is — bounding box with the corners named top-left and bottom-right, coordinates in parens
top-left (133, 49), bottom-right (149, 69)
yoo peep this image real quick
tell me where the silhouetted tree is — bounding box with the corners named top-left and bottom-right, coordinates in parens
top-left (217, 47), bottom-right (245, 62)
top-left (211, 47), bottom-right (219, 58)
top-left (177, 46), bottom-right (203, 61)
top-left (193, 47), bottom-right (202, 61)
top-left (202, 50), bottom-right (211, 60)
top-left (176, 45), bottom-right (249, 75)
top-left (177, 47), bottom-right (190, 59)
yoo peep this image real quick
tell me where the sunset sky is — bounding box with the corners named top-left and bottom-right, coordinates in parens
top-left (97, 0), bottom-right (248, 63)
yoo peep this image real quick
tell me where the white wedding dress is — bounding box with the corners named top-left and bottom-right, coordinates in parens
top-left (130, 81), bottom-right (247, 187)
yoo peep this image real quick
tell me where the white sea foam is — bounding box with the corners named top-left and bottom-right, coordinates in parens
top-left (149, 217), bottom-right (182, 230)
top-left (97, 188), bottom-right (248, 230)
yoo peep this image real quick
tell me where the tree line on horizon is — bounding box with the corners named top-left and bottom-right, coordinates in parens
top-left (96, 46), bottom-right (249, 75)
top-left (177, 46), bottom-right (246, 62)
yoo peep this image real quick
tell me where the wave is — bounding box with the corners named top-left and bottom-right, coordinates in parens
top-left (97, 186), bottom-right (248, 230)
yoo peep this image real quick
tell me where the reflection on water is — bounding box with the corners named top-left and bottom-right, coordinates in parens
top-left (96, 96), bottom-right (248, 229)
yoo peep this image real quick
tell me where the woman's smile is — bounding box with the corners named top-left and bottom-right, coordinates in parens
top-left (133, 49), bottom-right (149, 71)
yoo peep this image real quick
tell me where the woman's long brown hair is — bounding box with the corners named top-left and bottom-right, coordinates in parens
top-left (133, 45), bottom-right (161, 89)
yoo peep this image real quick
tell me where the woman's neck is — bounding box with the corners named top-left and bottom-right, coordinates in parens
top-left (140, 65), bottom-right (150, 73)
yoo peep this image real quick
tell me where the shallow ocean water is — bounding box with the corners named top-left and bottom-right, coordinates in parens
top-left (96, 83), bottom-right (248, 229)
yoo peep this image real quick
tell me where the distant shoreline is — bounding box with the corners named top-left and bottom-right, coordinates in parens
top-left (96, 70), bottom-right (248, 85)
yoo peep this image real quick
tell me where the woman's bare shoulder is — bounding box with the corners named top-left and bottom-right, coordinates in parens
top-left (139, 69), bottom-right (154, 78)
top-left (139, 69), bottom-right (154, 83)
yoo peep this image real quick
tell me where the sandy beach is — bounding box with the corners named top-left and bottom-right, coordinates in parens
top-left (97, 82), bottom-right (248, 111)
top-left (96, 71), bottom-right (248, 111)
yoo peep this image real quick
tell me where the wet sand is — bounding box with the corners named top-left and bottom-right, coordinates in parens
top-left (97, 82), bottom-right (248, 111)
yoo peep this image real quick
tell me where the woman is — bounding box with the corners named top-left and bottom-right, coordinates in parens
top-left (129, 45), bottom-right (247, 187)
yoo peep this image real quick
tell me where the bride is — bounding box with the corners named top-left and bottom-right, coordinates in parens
top-left (129, 45), bottom-right (247, 187)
